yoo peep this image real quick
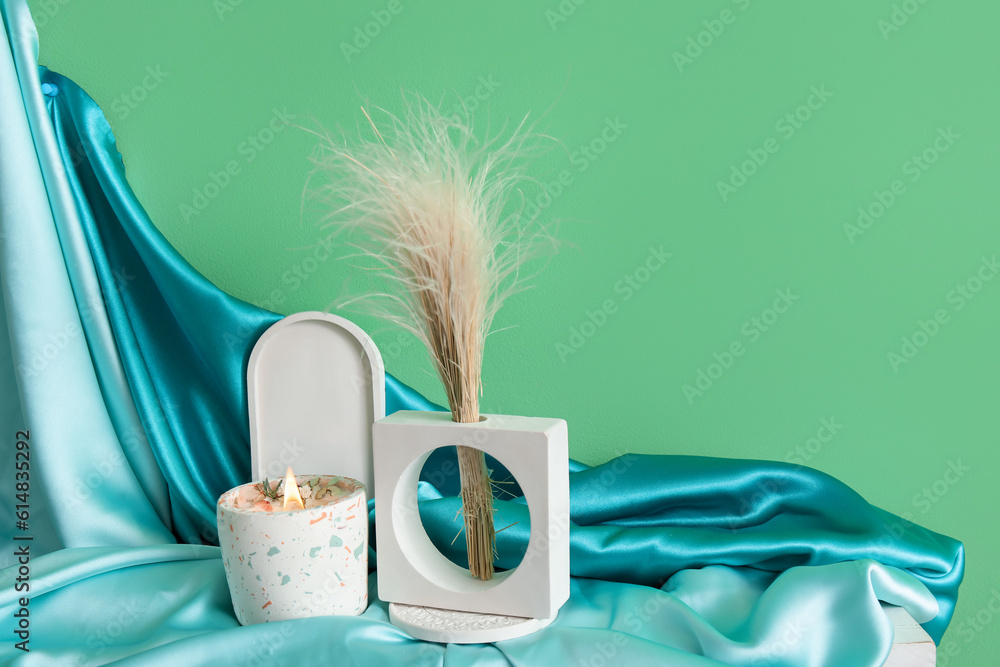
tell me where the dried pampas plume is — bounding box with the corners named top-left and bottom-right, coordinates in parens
top-left (306, 95), bottom-right (555, 580)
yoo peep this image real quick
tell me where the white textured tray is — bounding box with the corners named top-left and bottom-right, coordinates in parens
top-left (248, 311), bottom-right (384, 492)
top-left (389, 603), bottom-right (555, 644)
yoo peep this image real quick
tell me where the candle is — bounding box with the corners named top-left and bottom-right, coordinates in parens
top-left (217, 468), bottom-right (368, 625)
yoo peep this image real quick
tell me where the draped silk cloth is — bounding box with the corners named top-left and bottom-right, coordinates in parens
top-left (0, 2), bottom-right (963, 664)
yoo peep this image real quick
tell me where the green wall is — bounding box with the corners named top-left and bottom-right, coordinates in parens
top-left (30, 1), bottom-right (997, 661)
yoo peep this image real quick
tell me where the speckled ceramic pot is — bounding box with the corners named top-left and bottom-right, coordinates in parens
top-left (217, 474), bottom-right (368, 625)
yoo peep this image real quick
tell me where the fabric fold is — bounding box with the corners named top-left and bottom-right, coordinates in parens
top-left (1, 0), bottom-right (174, 556)
top-left (0, 546), bottom-right (942, 667)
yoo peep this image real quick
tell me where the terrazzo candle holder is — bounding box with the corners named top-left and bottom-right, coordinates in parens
top-left (217, 474), bottom-right (368, 625)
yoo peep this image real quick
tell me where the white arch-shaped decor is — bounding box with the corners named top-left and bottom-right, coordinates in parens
top-left (247, 311), bottom-right (385, 492)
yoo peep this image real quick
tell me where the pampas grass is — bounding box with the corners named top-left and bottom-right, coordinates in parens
top-left (306, 94), bottom-right (554, 580)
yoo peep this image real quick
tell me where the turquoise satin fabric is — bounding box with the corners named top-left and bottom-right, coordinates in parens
top-left (0, 1), bottom-right (963, 664)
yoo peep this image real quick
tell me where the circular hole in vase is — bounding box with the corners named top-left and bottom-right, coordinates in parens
top-left (417, 445), bottom-right (530, 576)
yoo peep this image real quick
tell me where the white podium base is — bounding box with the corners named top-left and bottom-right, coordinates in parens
top-left (388, 603), bottom-right (555, 644)
top-left (884, 604), bottom-right (936, 666)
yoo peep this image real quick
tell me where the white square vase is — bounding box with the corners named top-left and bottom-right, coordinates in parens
top-left (373, 410), bottom-right (570, 620)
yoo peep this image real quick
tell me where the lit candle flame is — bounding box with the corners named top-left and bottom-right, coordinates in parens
top-left (283, 466), bottom-right (304, 511)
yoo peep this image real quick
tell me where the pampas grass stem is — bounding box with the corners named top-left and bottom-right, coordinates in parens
top-left (306, 94), bottom-right (554, 581)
